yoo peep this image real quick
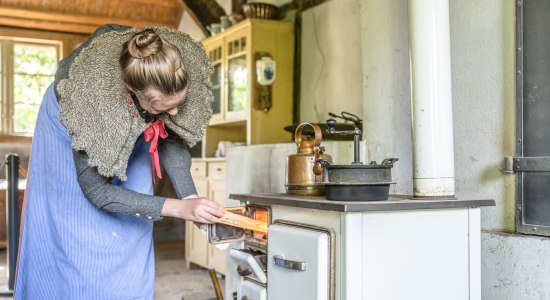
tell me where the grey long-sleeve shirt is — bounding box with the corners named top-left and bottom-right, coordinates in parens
top-left (73, 133), bottom-right (197, 221)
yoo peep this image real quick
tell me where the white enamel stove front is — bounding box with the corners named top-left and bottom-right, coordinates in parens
top-left (267, 221), bottom-right (334, 300)
top-left (214, 205), bottom-right (335, 300)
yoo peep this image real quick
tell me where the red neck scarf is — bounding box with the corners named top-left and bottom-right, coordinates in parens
top-left (144, 119), bottom-right (168, 180)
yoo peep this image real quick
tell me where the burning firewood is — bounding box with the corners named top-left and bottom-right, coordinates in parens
top-left (218, 211), bottom-right (268, 232)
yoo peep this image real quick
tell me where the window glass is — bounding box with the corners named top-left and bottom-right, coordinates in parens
top-left (227, 55), bottom-right (247, 113)
top-left (13, 43), bottom-right (58, 133)
top-left (211, 63), bottom-right (222, 114)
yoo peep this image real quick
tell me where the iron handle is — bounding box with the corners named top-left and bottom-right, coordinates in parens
top-left (273, 255), bottom-right (306, 271)
top-left (503, 156), bottom-right (550, 172)
top-left (381, 158), bottom-right (399, 165)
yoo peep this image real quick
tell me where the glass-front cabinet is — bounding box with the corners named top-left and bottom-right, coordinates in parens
top-left (204, 27), bottom-right (249, 122)
top-left (200, 19), bottom-right (294, 158)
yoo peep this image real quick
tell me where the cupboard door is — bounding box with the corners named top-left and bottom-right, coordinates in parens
top-left (224, 28), bottom-right (249, 120)
top-left (204, 39), bottom-right (225, 122)
top-left (194, 178), bottom-right (208, 197)
top-left (186, 222), bottom-right (208, 268)
top-left (207, 162), bottom-right (226, 180)
top-left (208, 179), bottom-right (227, 274)
top-left (190, 160), bottom-right (207, 178)
top-left (187, 164), bottom-right (208, 268)
top-left (227, 55), bottom-right (247, 116)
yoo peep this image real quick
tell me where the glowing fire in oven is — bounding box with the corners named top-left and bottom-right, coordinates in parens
top-left (252, 209), bottom-right (268, 241)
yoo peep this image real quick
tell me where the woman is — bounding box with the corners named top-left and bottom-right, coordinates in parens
top-left (14, 25), bottom-right (224, 299)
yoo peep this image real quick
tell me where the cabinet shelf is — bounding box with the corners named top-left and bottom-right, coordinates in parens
top-left (209, 118), bottom-right (246, 127)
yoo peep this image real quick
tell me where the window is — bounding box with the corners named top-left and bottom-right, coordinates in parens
top-left (1, 38), bottom-right (61, 136)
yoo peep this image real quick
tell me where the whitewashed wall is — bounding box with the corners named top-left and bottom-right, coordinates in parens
top-left (177, 11), bottom-right (207, 42)
top-left (299, 0), bottom-right (363, 123)
top-left (359, 0), bottom-right (550, 299)
top-left (359, 0), bottom-right (413, 195)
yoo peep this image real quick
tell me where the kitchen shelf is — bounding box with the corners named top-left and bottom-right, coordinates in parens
top-left (200, 18), bottom-right (295, 158)
top-left (208, 118), bottom-right (246, 127)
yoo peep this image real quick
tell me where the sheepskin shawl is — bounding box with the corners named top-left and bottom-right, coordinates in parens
top-left (55, 24), bottom-right (213, 180)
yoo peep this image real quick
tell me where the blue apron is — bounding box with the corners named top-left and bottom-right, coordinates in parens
top-left (15, 85), bottom-right (156, 299)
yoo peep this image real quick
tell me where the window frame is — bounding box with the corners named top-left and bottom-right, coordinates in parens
top-left (0, 36), bottom-right (62, 139)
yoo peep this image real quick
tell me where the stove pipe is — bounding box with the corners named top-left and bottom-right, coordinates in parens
top-left (408, 0), bottom-right (455, 198)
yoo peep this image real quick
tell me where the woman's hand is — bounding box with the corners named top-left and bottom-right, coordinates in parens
top-left (161, 197), bottom-right (225, 224)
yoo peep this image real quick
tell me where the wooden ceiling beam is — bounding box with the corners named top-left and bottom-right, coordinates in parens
top-left (0, 17), bottom-right (97, 34)
top-left (122, 0), bottom-right (180, 8)
top-left (0, 7), bottom-right (177, 34)
top-left (180, 0), bottom-right (225, 31)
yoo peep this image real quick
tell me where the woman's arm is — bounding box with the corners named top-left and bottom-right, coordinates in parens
top-left (158, 134), bottom-right (225, 223)
top-left (73, 150), bottom-right (224, 222)
top-left (161, 198), bottom-right (223, 224)
top-left (157, 133), bottom-right (196, 199)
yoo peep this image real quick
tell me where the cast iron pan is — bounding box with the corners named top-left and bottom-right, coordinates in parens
top-left (325, 182), bottom-right (395, 201)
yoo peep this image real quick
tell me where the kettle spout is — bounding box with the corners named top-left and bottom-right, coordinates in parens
top-left (381, 158), bottom-right (399, 166)
top-left (316, 159), bottom-right (332, 167)
top-left (312, 159), bottom-right (331, 176)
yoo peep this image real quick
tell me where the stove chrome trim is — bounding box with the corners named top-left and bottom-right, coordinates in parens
top-left (272, 219), bottom-right (336, 300)
top-left (273, 255), bottom-right (307, 271)
top-left (243, 276), bottom-right (267, 288)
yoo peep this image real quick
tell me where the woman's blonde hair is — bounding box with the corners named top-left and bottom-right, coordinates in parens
top-left (119, 28), bottom-right (188, 96)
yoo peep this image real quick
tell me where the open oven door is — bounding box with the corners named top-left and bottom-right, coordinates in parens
top-left (207, 207), bottom-right (246, 244)
top-left (229, 248), bottom-right (268, 300)
top-left (207, 205), bottom-right (270, 244)
top-left (267, 221), bottom-right (335, 300)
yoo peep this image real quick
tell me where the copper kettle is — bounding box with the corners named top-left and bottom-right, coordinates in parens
top-left (285, 123), bottom-right (332, 196)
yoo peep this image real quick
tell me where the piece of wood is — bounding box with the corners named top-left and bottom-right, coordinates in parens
top-left (0, 7), bottom-right (176, 34)
top-left (219, 210), bottom-right (268, 232)
top-left (0, 17), bottom-right (98, 34)
top-left (180, 0), bottom-right (225, 30)
top-left (208, 269), bottom-right (224, 300)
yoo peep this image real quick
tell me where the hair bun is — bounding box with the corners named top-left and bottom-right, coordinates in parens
top-left (128, 28), bottom-right (163, 59)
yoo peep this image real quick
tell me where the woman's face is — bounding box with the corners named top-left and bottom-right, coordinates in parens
top-left (129, 86), bottom-right (188, 116)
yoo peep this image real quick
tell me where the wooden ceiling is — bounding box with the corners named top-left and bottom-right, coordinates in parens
top-left (0, 0), bottom-right (185, 34)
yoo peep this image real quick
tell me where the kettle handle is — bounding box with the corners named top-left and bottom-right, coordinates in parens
top-left (294, 123), bottom-right (323, 148)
